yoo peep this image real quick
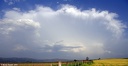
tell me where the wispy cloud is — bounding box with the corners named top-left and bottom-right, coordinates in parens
top-left (3, 0), bottom-right (22, 5)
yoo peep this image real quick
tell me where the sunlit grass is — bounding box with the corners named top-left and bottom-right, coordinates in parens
top-left (92, 58), bottom-right (128, 66)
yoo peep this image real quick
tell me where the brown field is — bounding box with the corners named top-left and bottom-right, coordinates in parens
top-left (0, 63), bottom-right (58, 66)
top-left (18, 63), bottom-right (55, 66)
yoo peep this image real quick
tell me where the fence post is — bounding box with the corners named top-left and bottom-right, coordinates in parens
top-left (58, 61), bottom-right (61, 66)
top-left (66, 62), bottom-right (68, 66)
top-left (50, 64), bottom-right (52, 66)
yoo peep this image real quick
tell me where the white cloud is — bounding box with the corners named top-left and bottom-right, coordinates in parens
top-left (0, 18), bottom-right (40, 35)
top-left (13, 8), bottom-right (21, 11)
top-left (0, 5), bottom-right (127, 59)
top-left (4, 0), bottom-right (8, 2)
top-left (8, 2), bottom-right (13, 5)
top-left (13, 45), bottom-right (28, 51)
top-left (3, 0), bottom-right (21, 5)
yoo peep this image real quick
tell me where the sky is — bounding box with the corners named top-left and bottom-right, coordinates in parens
top-left (0, 0), bottom-right (128, 59)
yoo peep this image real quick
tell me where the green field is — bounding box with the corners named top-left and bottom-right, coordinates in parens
top-left (1, 58), bottom-right (128, 66)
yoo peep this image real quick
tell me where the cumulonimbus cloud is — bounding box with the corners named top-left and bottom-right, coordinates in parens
top-left (0, 5), bottom-right (127, 59)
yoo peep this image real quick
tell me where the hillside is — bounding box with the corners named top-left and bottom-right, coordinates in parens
top-left (0, 57), bottom-right (70, 63)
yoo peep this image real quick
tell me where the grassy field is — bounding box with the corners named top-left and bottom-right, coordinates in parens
top-left (1, 58), bottom-right (128, 66)
top-left (18, 63), bottom-right (53, 66)
top-left (92, 58), bottom-right (128, 66)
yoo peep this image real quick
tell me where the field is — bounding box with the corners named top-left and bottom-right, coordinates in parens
top-left (0, 58), bottom-right (128, 66)
top-left (92, 58), bottom-right (128, 66)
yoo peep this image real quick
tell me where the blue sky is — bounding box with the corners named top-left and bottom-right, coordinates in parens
top-left (1, 0), bottom-right (128, 22)
top-left (0, 0), bottom-right (128, 59)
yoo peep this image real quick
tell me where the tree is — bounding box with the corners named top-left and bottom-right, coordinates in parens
top-left (86, 57), bottom-right (89, 61)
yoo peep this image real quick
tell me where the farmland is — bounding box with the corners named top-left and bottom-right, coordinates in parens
top-left (92, 58), bottom-right (128, 66)
top-left (0, 58), bottom-right (128, 66)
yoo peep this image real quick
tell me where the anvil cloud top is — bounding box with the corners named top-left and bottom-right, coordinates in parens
top-left (0, 0), bottom-right (128, 59)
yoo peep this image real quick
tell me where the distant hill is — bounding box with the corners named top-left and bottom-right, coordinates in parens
top-left (0, 57), bottom-right (70, 63)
